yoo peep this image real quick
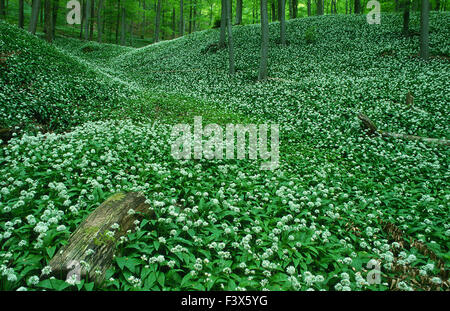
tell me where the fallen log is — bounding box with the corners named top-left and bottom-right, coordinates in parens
top-left (48, 192), bottom-right (152, 285)
top-left (358, 113), bottom-right (450, 146)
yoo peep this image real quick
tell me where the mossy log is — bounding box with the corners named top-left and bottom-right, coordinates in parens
top-left (48, 192), bottom-right (152, 285)
top-left (358, 113), bottom-right (450, 146)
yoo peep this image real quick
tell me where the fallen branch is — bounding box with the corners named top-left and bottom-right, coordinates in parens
top-left (358, 113), bottom-right (450, 146)
top-left (48, 192), bottom-right (153, 285)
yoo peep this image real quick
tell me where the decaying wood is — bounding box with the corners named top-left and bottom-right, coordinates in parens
top-left (48, 192), bottom-right (152, 285)
top-left (358, 113), bottom-right (450, 146)
top-left (357, 113), bottom-right (378, 136)
top-left (0, 128), bottom-right (14, 144)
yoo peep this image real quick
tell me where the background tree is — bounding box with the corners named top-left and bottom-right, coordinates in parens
top-left (236, 0), bottom-right (243, 24)
top-left (258, 0), bottom-right (269, 81)
top-left (29, 0), bottom-right (41, 34)
top-left (355, 0), bottom-right (361, 13)
top-left (226, 0), bottom-right (235, 74)
top-left (19, 0), bottom-right (24, 28)
top-left (420, 0), bottom-right (430, 59)
top-left (403, 0), bottom-right (411, 35)
top-left (155, 0), bottom-right (162, 42)
top-left (280, 0), bottom-right (285, 45)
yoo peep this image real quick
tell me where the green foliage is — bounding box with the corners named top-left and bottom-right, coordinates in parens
top-left (304, 26), bottom-right (316, 44)
top-left (0, 13), bottom-right (449, 292)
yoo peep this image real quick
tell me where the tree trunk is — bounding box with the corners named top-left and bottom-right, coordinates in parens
top-left (316, 0), bottom-right (324, 15)
top-left (219, 0), bottom-right (226, 47)
top-left (236, 0), bottom-right (243, 24)
top-left (172, 7), bottom-right (176, 38)
top-left (115, 0), bottom-right (120, 44)
top-left (280, 0), bottom-right (285, 45)
top-left (226, 0), bottom-right (235, 74)
top-left (48, 192), bottom-right (153, 285)
top-left (271, 0), bottom-right (275, 21)
top-left (51, 0), bottom-right (59, 39)
top-left (307, 0), bottom-right (311, 16)
top-left (420, 0), bottom-right (429, 60)
top-left (403, 0), bottom-right (410, 35)
top-left (29, 0), bottom-right (41, 34)
top-left (288, 0), bottom-right (293, 19)
top-left (155, 0), bottom-right (161, 42)
top-left (193, 0), bottom-right (197, 32)
top-left (44, 0), bottom-right (52, 42)
top-left (120, 7), bottom-right (126, 45)
top-left (19, 0), bottom-right (24, 28)
top-left (188, 0), bottom-right (192, 33)
top-left (98, 0), bottom-right (104, 42)
top-left (258, 0), bottom-right (269, 81)
top-left (89, 0), bottom-right (94, 40)
top-left (435, 0), bottom-right (440, 10)
top-left (84, 0), bottom-right (90, 41)
top-left (180, 0), bottom-right (184, 36)
top-left (292, 0), bottom-right (297, 18)
top-left (0, 0), bottom-right (5, 19)
top-left (354, 0), bottom-right (361, 13)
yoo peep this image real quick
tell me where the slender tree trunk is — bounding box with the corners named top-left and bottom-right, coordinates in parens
top-left (316, 0), bottom-right (323, 15)
top-left (219, 0), bottom-right (226, 47)
top-left (354, 0), bottom-right (361, 13)
top-left (258, 0), bottom-right (269, 81)
top-left (403, 0), bottom-right (410, 35)
top-left (277, 0), bottom-right (282, 20)
top-left (51, 0), bottom-right (59, 39)
top-left (236, 0), bottom-right (243, 24)
top-left (172, 7), bottom-right (176, 38)
top-left (84, 0), bottom-right (90, 41)
top-left (155, 0), bottom-right (161, 42)
top-left (193, 0), bottom-right (197, 32)
top-left (307, 0), bottom-right (311, 16)
top-left (44, 0), bottom-right (52, 42)
top-left (89, 0), bottom-right (94, 40)
top-left (420, 0), bottom-right (430, 60)
top-left (280, 0), bottom-right (285, 45)
top-left (29, 0), bottom-right (41, 34)
top-left (19, 0), bottom-right (24, 28)
top-left (0, 0), bottom-right (5, 19)
top-left (115, 0), bottom-right (120, 44)
top-left (120, 7), bottom-right (126, 45)
top-left (210, 3), bottom-right (213, 25)
top-left (435, 0), bottom-right (440, 10)
top-left (292, 0), bottom-right (297, 18)
top-left (226, 0), bottom-right (235, 74)
top-left (98, 0), bottom-right (104, 42)
top-left (188, 0), bottom-right (192, 33)
top-left (271, 0), bottom-right (275, 21)
top-left (180, 0), bottom-right (184, 36)
top-left (288, 0), bottom-right (294, 19)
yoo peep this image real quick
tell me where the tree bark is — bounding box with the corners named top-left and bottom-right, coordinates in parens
top-left (280, 0), bottom-right (285, 45)
top-left (19, 0), bottom-right (24, 28)
top-left (29, 0), bottom-right (41, 34)
top-left (226, 0), bottom-right (235, 74)
top-left (97, 0), bottom-right (104, 42)
top-left (420, 0), bottom-right (429, 60)
top-left (120, 6), bottom-right (126, 45)
top-left (51, 0), bottom-right (59, 39)
top-left (403, 0), bottom-right (410, 35)
top-left (180, 0), bottom-right (184, 36)
top-left (219, 0), bottom-right (226, 47)
top-left (89, 0), bottom-right (94, 40)
top-left (354, 0), bottom-right (361, 13)
top-left (307, 0), bottom-right (311, 16)
top-left (258, 0), bottom-right (269, 81)
top-left (44, 0), bottom-right (52, 42)
top-left (84, 0), bottom-right (90, 41)
top-left (316, 0), bottom-right (324, 15)
top-left (236, 0), bottom-right (243, 24)
top-left (48, 192), bottom-right (153, 285)
top-left (172, 7), bottom-right (176, 38)
top-left (155, 0), bottom-right (161, 42)
top-left (0, 0), bottom-right (5, 19)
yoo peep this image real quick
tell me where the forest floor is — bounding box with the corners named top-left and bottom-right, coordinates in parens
top-left (0, 12), bottom-right (449, 291)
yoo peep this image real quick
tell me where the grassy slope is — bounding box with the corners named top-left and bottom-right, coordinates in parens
top-left (0, 13), bottom-right (449, 291)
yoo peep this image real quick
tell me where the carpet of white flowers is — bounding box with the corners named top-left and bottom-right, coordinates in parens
top-left (0, 12), bottom-right (449, 291)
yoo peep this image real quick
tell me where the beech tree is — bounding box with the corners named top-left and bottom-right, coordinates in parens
top-left (258, 0), bottom-right (269, 81)
top-left (29, 0), bottom-right (41, 35)
top-left (420, 0), bottom-right (430, 59)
